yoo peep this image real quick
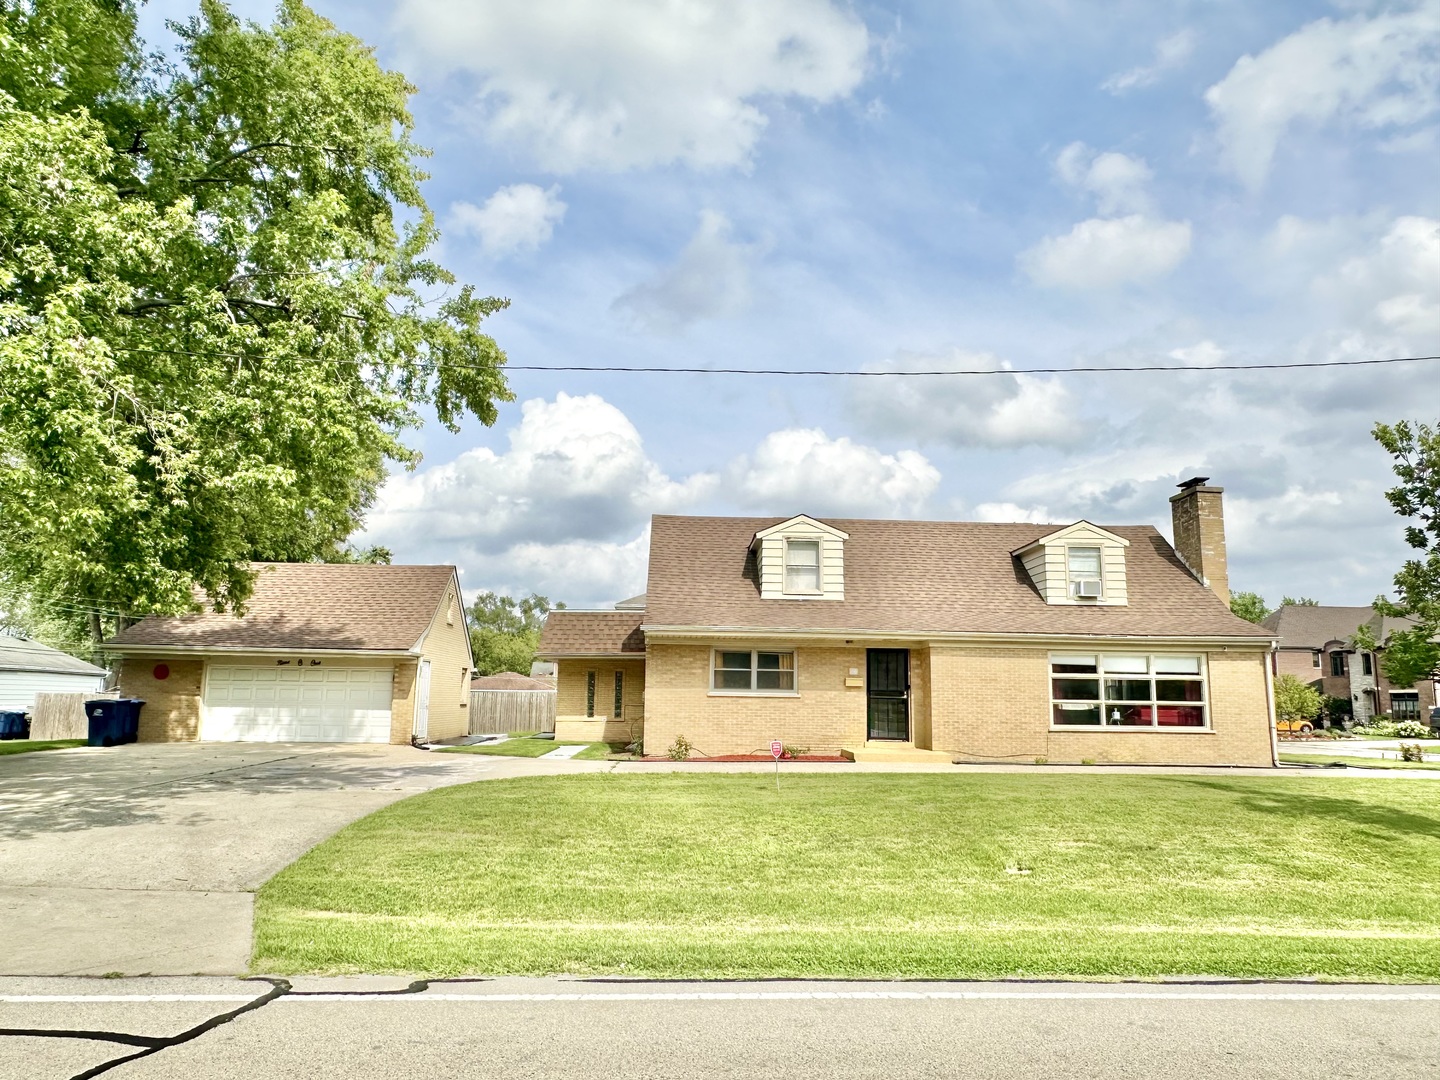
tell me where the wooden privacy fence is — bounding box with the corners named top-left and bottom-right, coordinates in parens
top-left (468, 689), bottom-right (556, 735)
top-left (29, 690), bottom-right (117, 740)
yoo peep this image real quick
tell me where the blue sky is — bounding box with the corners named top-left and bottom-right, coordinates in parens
top-left (142, 1), bottom-right (1440, 608)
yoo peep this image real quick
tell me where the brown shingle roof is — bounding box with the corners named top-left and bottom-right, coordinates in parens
top-left (644, 515), bottom-right (1274, 639)
top-left (1261, 605), bottom-right (1415, 649)
top-left (105, 563), bottom-right (456, 652)
top-left (538, 611), bottom-right (645, 656)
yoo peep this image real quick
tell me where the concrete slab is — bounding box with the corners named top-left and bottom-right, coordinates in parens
top-left (0, 744), bottom-right (565, 977)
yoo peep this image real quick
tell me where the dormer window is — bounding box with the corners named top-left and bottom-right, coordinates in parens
top-left (1067, 547), bottom-right (1102, 599)
top-left (752, 515), bottom-right (848, 601)
top-left (784, 540), bottom-right (821, 594)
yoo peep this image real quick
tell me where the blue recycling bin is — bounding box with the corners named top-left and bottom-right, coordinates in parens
top-left (86, 698), bottom-right (144, 747)
top-left (0, 710), bottom-right (28, 740)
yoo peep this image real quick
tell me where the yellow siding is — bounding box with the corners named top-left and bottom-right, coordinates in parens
top-left (415, 578), bottom-right (474, 742)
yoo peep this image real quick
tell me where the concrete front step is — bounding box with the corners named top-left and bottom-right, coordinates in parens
top-left (840, 744), bottom-right (955, 764)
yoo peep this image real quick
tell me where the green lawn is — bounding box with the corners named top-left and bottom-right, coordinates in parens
top-left (435, 736), bottom-right (615, 759)
top-left (0, 739), bottom-right (86, 757)
top-left (254, 773), bottom-right (1440, 981)
top-left (1281, 752), bottom-right (1440, 772)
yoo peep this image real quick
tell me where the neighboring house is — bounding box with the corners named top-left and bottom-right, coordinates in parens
top-left (1262, 605), bottom-right (1438, 725)
top-left (470, 671), bottom-right (554, 692)
top-left (0, 635), bottom-right (107, 710)
top-left (539, 478), bottom-right (1278, 765)
top-left (105, 563), bottom-right (472, 744)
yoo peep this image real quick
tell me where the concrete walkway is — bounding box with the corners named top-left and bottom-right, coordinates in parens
top-left (0, 744), bottom-right (605, 977)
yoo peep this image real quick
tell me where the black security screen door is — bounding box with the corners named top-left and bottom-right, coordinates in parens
top-left (867, 649), bottom-right (910, 741)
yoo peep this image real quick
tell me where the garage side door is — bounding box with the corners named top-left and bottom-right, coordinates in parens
top-left (202, 664), bottom-right (394, 743)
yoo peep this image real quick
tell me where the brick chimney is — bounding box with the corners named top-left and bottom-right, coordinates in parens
top-left (1169, 477), bottom-right (1229, 606)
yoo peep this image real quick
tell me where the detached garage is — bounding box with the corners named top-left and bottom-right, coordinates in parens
top-left (105, 563), bottom-right (473, 744)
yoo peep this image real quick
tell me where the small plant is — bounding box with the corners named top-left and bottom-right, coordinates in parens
top-left (1080, 757), bottom-right (1096, 766)
top-left (1034, 756), bottom-right (1048, 765)
top-left (1394, 720), bottom-right (1430, 739)
top-left (1400, 742), bottom-right (1426, 763)
top-left (783, 744), bottom-right (811, 759)
top-left (666, 734), bottom-right (693, 761)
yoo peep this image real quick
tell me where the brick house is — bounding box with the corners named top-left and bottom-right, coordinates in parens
top-left (106, 563), bottom-right (473, 744)
top-left (1262, 605), bottom-right (1438, 725)
top-left (540, 478), bottom-right (1279, 765)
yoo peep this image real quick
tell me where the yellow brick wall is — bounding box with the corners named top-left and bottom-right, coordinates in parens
top-left (390, 658), bottom-right (417, 744)
top-left (555, 658), bottom-right (646, 745)
top-left (416, 581), bottom-right (474, 742)
top-left (121, 657), bottom-right (204, 742)
top-left (643, 642), bottom-right (868, 756)
top-left (929, 646), bottom-right (1273, 766)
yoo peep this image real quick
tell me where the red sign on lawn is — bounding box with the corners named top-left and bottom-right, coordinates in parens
top-left (770, 740), bottom-right (784, 760)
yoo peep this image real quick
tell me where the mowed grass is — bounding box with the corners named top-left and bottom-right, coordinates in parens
top-left (253, 773), bottom-right (1440, 981)
top-left (0, 739), bottom-right (86, 757)
top-left (1281, 752), bottom-right (1440, 772)
top-left (436, 736), bottom-right (590, 759)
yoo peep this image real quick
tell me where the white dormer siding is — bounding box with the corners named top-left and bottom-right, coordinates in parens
top-left (1014, 521), bottom-right (1130, 606)
top-left (753, 515), bottom-right (848, 601)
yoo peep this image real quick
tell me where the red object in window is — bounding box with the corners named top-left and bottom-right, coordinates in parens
top-left (152, 663), bottom-right (170, 681)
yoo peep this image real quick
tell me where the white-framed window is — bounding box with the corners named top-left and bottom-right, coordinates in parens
top-left (784, 539), bottom-right (821, 594)
top-left (1067, 546), bottom-right (1103, 599)
top-left (1050, 654), bottom-right (1208, 729)
top-left (712, 649), bottom-right (797, 694)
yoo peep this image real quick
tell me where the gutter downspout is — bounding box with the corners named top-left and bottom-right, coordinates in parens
top-left (1264, 643), bottom-right (1279, 768)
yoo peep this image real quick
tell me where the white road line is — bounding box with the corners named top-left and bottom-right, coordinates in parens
top-left (7, 990), bottom-right (1438, 1004)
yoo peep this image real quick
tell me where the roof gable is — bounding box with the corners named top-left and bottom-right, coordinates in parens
top-left (752, 515), bottom-right (850, 544)
top-left (1011, 520), bottom-right (1130, 554)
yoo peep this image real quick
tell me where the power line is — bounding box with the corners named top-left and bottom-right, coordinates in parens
top-left (504, 354), bottom-right (1440, 377)
top-left (99, 344), bottom-right (1440, 377)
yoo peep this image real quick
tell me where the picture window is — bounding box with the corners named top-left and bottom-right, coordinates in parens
top-left (1050, 654), bottom-right (1206, 729)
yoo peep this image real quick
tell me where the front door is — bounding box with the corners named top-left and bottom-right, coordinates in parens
top-left (866, 649), bottom-right (910, 741)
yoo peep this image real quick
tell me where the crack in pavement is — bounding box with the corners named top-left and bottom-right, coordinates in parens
top-left (0, 976), bottom-right (493, 1078)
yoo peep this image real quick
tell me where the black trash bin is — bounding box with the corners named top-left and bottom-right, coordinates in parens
top-left (0, 710), bottom-right (28, 741)
top-left (86, 699), bottom-right (144, 747)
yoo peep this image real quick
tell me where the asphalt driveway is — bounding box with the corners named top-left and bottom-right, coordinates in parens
top-left (0, 743), bottom-right (599, 977)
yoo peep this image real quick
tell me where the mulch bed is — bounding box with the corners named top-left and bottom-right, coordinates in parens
top-left (638, 754), bottom-right (849, 763)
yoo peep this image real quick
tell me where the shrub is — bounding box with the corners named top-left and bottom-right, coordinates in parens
top-left (1399, 742), bottom-right (1426, 763)
top-left (1354, 720), bottom-right (1400, 738)
top-left (1274, 674), bottom-right (1323, 725)
top-left (1395, 720), bottom-right (1431, 739)
top-left (1080, 757), bottom-right (1096, 766)
top-left (666, 734), bottom-right (693, 761)
top-left (783, 744), bottom-right (811, 760)
top-left (1034, 756), bottom-right (1048, 765)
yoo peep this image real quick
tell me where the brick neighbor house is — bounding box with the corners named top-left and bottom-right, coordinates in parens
top-left (1262, 605), bottom-right (1438, 725)
top-left (105, 563), bottom-right (473, 744)
top-left (539, 478), bottom-right (1278, 765)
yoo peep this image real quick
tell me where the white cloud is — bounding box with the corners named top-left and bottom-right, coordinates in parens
top-left (1054, 143), bottom-right (1154, 215)
top-left (724, 428), bottom-right (939, 517)
top-left (364, 393), bottom-right (714, 562)
top-left (1021, 215), bottom-right (1192, 289)
top-left (612, 211), bottom-right (759, 333)
top-left (848, 350), bottom-right (1088, 448)
top-left (1320, 216), bottom-right (1440, 340)
top-left (1101, 29), bottom-right (1196, 95)
top-left (1168, 340), bottom-right (1228, 367)
top-left (448, 184), bottom-right (567, 258)
top-left (392, 0), bottom-right (872, 171)
top-left (973, 502), bottom-right (1054, 524)
top-left (1205, 6), bottom-right (1440, 188)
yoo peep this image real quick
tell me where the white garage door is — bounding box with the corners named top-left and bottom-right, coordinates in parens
top-left (202, 664), bottom-right (394, 743)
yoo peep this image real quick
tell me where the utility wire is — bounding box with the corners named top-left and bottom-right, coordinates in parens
top-left (93, 346), bottom-right (1440, 377)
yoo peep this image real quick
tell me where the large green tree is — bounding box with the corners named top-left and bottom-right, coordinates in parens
top-left (468, 592), bottom-right (565, 677)
top-left (0, 0), bottom-right (510, 643)
top-left (1360, 420), bottom-right (1440, 687)
top-left (1229, 591), bottom-right (1270, 623)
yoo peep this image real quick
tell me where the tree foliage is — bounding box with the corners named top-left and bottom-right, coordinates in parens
top-left (1361, 420), bottom-right (1440, 688)
top-left (1273, 674), bottom-right (1323, 725)
top-left (1279, 596), bottom-right (1319, 607)
top-left (468, 592), bottom-right (565, 676)
top-left (1229, 591), bottom-right (1270, 623)
top-left (0, 0), bottom-right (510, 643)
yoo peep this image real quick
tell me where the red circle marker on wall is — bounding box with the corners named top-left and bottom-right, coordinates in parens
top-left (153, 663), bottom-right (170, 681)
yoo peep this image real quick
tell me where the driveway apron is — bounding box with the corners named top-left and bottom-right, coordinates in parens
top-left (0, 744), bottom-right (592, 976)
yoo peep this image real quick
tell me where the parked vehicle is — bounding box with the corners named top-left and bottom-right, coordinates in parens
top-left (1429, 706), bottom-right (1440, 734)
top-left (1276, 717), bottom-right (1314, 736)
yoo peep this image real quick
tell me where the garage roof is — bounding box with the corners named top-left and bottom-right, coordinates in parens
top-left (105, 563), bottom-right (458, 653)
top-left (0, 634), bottom-right (107, 676)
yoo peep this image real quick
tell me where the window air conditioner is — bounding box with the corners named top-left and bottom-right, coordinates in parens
top-left (1073, 579), bottom-right (1103, 599)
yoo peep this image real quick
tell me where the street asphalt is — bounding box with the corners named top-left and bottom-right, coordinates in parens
top-left (3, 976), bottom-right (1438, 1079)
